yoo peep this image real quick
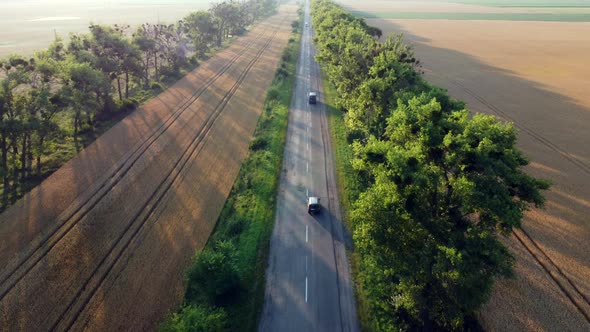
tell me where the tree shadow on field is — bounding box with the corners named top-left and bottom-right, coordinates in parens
top-left (0, 45), bottom-right (239, 258)
top-left (482, 232), bottom-right (590, 331)
top-left (0, 40), bottom-right (276, 330)
top-left (63, 55), bottom-right (277, 330)
top-left (372, 18), bottom-right (590, 331)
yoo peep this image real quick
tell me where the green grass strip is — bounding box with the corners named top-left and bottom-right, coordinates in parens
top-left (160, 10), bottom-right (304, 332)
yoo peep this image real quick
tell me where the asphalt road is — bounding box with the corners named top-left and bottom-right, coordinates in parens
top-left (258, 2), bottom-right (359, 331)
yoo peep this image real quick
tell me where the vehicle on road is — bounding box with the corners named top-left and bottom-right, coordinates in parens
top-left (308, 92), bottom-right (317, 104)
top-left (307, 196), bottom-right (321, 214)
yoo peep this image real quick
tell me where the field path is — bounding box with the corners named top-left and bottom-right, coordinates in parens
top-left (0, 7), bottom-right (296, 331)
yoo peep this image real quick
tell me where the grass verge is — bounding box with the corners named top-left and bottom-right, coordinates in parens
top-left (160, 11), bottom-right (303, 332)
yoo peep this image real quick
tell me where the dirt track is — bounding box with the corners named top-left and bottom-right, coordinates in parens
top-left (0, 6), bottom-right (295, 331)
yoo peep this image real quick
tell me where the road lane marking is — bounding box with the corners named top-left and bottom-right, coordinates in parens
top-left (305, 277), bottom-right (308, 303)
top-left (306, 225), bottom-right (308, 242)
top-left (306, 162), bottom-right (309, 173)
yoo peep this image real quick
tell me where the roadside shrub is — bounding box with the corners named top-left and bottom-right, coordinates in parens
top-left (185, 241), bottom-right (240, 306)
top-left (281, 49), bottom-right (292, 62)
top-left (160, 305), bottom-right (227, 332)
top-left (119, 98), bottom-right (139, 112)
top-left (264, 101), bottom-right (279, 115)
top-left (266, 86), bottom-right (281, 101)
top-left (101, 97), bottom-right (117, 115)
top-left (275, 64), bottom-right (289, 81)
top-left (150, 82), bottom-right (164, 92)
top-left (161, 68), bottom-right (184, 85)
top-left (225, 218), bottom-right (246, 238)
top-left (249, 137), bottom-right (268, 151)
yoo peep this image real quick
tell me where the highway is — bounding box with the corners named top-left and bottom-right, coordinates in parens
top-left (258, 1), bottom-right (359, 331)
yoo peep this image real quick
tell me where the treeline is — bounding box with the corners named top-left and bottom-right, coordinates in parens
top-left (0, 0), bottom-right (279, 211)
top-left (311, 0), bottom-right (549, 331)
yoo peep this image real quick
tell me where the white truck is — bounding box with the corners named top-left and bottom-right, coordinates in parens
top-left (307, 196), bottom-right (320, 214)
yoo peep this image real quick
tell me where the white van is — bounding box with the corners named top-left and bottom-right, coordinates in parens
top-left (308, 92), bottom-right (317, 104)
top-left (307, 196), bottom-right (320, 214)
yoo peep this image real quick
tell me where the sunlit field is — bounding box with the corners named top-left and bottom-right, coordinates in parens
top-left (0, 0), bottom-right (212, 57)
top-left (337, 0), bottom-right (590, 330)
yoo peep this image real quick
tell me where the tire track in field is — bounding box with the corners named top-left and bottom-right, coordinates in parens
top-left (449, 79), bottom-right (590, 176)
top-left (51, 28), bottom-right (279, 332)
top-left (0, 27), bottom-right (270, 302)
top-left (445, 78), bottom-right (590, 324)
top-left (513, 228), bottom-right (590, 323)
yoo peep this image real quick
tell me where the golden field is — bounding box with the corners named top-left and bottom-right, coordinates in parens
top-left (339, 0), bottom-right (590, 330)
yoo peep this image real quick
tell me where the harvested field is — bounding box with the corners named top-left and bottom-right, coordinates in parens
top-left (0, 6), bottom-right (296, 331)
top-left (339, 0), bottom-right (590, 331)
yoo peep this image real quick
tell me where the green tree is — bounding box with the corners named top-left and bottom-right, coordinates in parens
top-left (352, 95), bottom-right (549, 330)
top-left (154, 23), bottom-right (188, 77)
top-left (60, 58), bottom-right (106, 148)
top-left (30, 49), bottom-right (63, 175)
top-left (30, 88), bottom-right (61, 175)
top-left (345, 34), bottom-right (420, 139)
top-left (87, 24), bottom-right (138, 101)
top-left (183, 11), bottom-right (216, 57)
top-left (160, 305), bottom-right (227, 332)
top-left (185, 241), bottom-right (240, 306)
top-left (66, 31), bottom-right (115, 116)
top-left (210, 2), bottom-right (230, 46)
top-left (45, 37), bottom-right (67, 61)
top-left (132, 25), bottom-right (157, 87)
top-left (210, 1), bottom-right (244, 46)
top-left (0, 57), bottom-right (31, 205)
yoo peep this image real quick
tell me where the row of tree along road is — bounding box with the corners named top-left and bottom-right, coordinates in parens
top-left (311, 0), bottom-right (550, 330)
top-left (0, 0), bottom-right (278, 212)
